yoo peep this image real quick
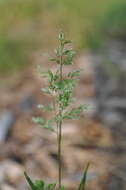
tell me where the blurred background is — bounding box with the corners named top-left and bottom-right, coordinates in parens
top-left (0, 0), bottom-right (126, 189)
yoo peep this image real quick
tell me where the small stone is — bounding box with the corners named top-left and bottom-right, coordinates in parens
top-left (1, 184), bottom-right (16, 190)
top-left (0, 160), bottom-right (23, 185)
top-left (18, 96), bottom-right (34, 112)
top-left (12, 115), bottom-right (33, 144)
top-left (0, 111), bottom-right (15, 142)
top-left (102, 111), bottom-right (123, 126)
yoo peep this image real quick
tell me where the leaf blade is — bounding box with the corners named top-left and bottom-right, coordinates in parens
top-left (77, 163), bottom-right (90, 190)
top-left (24, 172), bottom-right (37, 190)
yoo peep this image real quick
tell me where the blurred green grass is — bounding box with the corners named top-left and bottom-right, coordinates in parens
top-left (0, 0), bottom-right (126, 75)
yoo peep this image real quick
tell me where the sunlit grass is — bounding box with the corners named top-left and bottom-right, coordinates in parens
top-left (0, 0), bottom-right (126, 75)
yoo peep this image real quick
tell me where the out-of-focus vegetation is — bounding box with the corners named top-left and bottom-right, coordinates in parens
top-left (0, 0), bottom-right (126, 75)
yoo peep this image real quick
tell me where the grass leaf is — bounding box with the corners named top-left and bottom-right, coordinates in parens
top-left (24, 172), bottom-right (37, 190)
top-left (77, 163), bottom-right (90, 190)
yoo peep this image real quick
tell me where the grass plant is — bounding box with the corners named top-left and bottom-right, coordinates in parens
top-left (24, 32), bottom-right (89, 190)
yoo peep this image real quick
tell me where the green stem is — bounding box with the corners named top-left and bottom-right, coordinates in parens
top-left (58, 41), bottom-right (63, 190)
top-left (58, 119), bottom-right (62, 189)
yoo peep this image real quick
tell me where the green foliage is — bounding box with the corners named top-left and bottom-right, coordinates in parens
top-left (42, 0), bottom-right (126, 49)
top-left (68, 69), bottom-right (83, 78)
top-left (37, 104), bottom-right (53, 112)
top-left (77, 163), bottom-right (90, 190)
top-left (33, 32), bottom-right (86, 133)
top-left (24, 172), bottom-right (37, 190)
top-left (32, 117), bottom-right (55, 132)
top-left (30, 30), bottom-right (90, 188)
top-left (59, 186), bottom-right (65, 190)
top-left (1, 0), bottom-right (126, 75)
top-left (35, 180), bottom-right (44, 190)
top-left (25, 32), bottom-right (89, 190)
top-left (63, 49), bottom-right (76, 65)
top-left (24, 172), bottom-right (56, 190)
top-left (0, 38), bottom-right (26, 75)
top-left (32, 117), bottom-right (45, 125)
top-left (0, 0), bottom-right (42, 75)
top-left (63, 105), bottom-right (87, 120)
top-left (98, 2), bottom-right (126, 39)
